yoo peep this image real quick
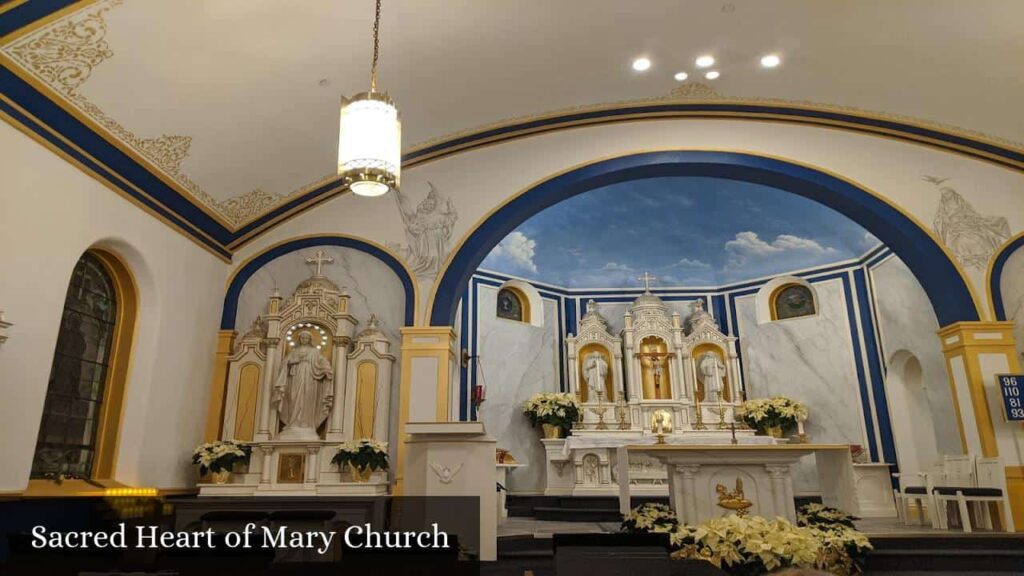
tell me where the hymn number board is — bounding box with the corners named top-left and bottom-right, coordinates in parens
top-left (998, 374), bottom-right (1024, 422)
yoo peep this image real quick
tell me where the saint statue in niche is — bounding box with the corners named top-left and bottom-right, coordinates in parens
top-left (391, 182), bottom-right (458, 277)
top-left (272, 331), bottom-right (334, 440)
top-left (698, 351), bottom-right (726, 402)
top-left (927, 175), bottom-right (1010, 269)
top-left (582, 351), bottom-right (609, 401)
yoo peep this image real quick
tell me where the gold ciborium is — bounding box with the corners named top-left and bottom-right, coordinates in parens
top-left (715, 478), bottom-right (753, 517)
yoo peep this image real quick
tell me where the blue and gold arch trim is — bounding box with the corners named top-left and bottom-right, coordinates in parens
top-left (2, 1), bottom-right (1024, 261)
top-left (429, 151), bottom-right (981, 328)
top-left (990, 233), bottom-right (1024, 321)
top-left (221, 236), bottom-right (417, 330)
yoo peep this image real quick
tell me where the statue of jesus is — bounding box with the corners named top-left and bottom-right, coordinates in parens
top-left (272, 331), bottom-right (334, 440)
top-left (698, 351), bottom-right (726, 402)
top-left (582, 351), bottom-right (608, 401)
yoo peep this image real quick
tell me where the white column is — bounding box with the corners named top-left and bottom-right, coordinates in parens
top-left (256, 339), bottom-right (281, 439)
top-left (728, 348), bottom-right (743, 401)
top-left (259, 446), bottom-right (273, 486)
top-left (679, 352), bottom-right (692, 400)
top-left (326, 335), bottom-right (351, 441)
top-left (766, 464), bottom-right (793, 521)
top-left (668, 353), bottom-right (682, 400)
top-left (613, 352), bottom-right (625, 401)
top-left (675, 464), bottom-right (700, 524)
top-left (566, 338), bottom-right (579, 397)
top-left (305, 446), bottom-right (319, 485)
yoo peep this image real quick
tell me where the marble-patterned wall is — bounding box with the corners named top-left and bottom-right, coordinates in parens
top-left (1000, 246), bottom-right (1024, 362)
top-left (474, 283), bottom-right (561, 493)
top-left (869, 256), bottom-right (960, 464)
top-left (735, 278), bottom-right (867, 493)
top-left (234, 246), bottom-right (407, 460)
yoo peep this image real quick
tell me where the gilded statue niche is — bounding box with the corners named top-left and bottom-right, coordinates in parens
top-left (577, 343), bottom-right (614, 402)
top-left (692, 343), bottom-right (729, 402)
top-left (353, 361), bottom-right (378, 440)
top-left (639, 336), bottom-right (672, 400)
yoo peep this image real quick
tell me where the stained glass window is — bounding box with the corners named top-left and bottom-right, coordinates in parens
top-left (31, 253), bottom-right (117, 480)
top-left (496, 288), bottom-right (525, 322)
top-left (773, 284), bottom-right (816, 320)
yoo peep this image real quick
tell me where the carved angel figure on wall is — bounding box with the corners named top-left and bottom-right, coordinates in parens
top-left (391, 182), bottom-right (458, 277)
top-left (927, 175), bottom-right (1010, 269)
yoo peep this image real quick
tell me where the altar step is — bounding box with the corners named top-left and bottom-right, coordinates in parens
top-left (508, 496), bottom-right (665, 522)
top-left (496, 534), bottom-right (1024, 573)
top-left (509, 495), bottom-right (823, 523)
top-left (866, 534), bottom-right (1024, 573)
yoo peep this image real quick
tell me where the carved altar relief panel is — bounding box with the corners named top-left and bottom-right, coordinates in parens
top-left (577, 343), bottom-right (614, 402)
top-left (639, 336), bottom-right (672, 400)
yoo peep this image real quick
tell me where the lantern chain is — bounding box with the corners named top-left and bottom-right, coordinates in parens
top-left (370, 0), bottom-right (382, 92)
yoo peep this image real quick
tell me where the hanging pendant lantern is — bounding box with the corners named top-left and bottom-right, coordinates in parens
top-left (338, 0), bottom-right (400, 197)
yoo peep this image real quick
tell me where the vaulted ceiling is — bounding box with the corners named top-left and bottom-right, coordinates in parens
top-left (2, 0), bottom-right (1022, 259)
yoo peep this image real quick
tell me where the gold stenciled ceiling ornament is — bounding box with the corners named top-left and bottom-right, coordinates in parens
top-left (338, 0), bottom-right (401, 197)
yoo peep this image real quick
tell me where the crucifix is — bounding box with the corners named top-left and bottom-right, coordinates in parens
top-left (635, 348), bottom-right (675, 399)
top-left (305, 249), bottom-right (335, 276)
top-left (637, 271), bottom-right (656, 292)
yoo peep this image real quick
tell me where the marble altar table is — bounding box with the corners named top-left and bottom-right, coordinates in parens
top-left (617, 444), bottom-right (858, 524)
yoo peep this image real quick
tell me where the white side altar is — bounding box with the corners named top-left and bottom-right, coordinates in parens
top-left (201, 252), bottom-right (393, 496)
top-left (616, 444), bottom-right (859, 524)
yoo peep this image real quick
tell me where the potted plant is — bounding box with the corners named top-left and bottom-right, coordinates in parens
top-left (332, 439), bottom-right (388, 482)
top-left (192, 440), bottom-right (251, 484)
top-left (737, 397), bottom-right (808, 438)
top-left (621, 507), bottom-right (872, 576)
top-left (523, 392), bottom-right (581, 438)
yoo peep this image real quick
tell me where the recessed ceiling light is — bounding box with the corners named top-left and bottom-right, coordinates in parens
top-left (705, 70), bottom-right (720, 80)
top-left (760, 54), bottom-right (781, 68)
top-left (632, 57), bottom-right (652, 72)
top-left (696, 55), bottom-right (715, 68)
top-left (674, 71), bottom-right (688, 81)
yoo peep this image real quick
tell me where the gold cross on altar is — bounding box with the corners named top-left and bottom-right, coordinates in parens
top-left (305, 249), bottom-right (334, 276)
top-left (638, 271), bottom-right (656, 291)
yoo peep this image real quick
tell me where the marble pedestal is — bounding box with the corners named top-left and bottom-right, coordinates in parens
top-left (404, 422), bottom-right (497, 561)
top-left (618, 444), bottom-right (858, 524)
top-left (853, 463), bottom-right (898, 518)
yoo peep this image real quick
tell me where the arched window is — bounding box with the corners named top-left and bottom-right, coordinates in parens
top-left (496, 287), bottom-right (529, 322)
top-left (771, 283), bottom-right (816, 320)
top-left (31, 250), bottom-right (136, 483)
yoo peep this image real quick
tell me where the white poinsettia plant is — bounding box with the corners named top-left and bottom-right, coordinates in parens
top-left (331, 439), bottom-right (389, 472)
top-left (523, 392), bottom-right (581, 433)
top-left (191, 439), bottom-right (251, 475)
top-left (737, 396), bottom-right (808, 433)
top-left (622, 502), bottom-right (872, 576)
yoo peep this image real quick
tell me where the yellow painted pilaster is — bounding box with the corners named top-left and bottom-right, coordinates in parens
top-left (395, 326), bottom-right (458, 494)
top-left (204, 330), bottom-right (237, 442)
top-left (938, 321), bottom-right (1024, 530)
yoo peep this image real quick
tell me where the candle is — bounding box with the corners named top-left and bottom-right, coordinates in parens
top-left (797, 419), bottom-right (805, 435)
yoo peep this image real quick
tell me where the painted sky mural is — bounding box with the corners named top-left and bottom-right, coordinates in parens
top-left (479, 177), bottom-right (880, 288)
